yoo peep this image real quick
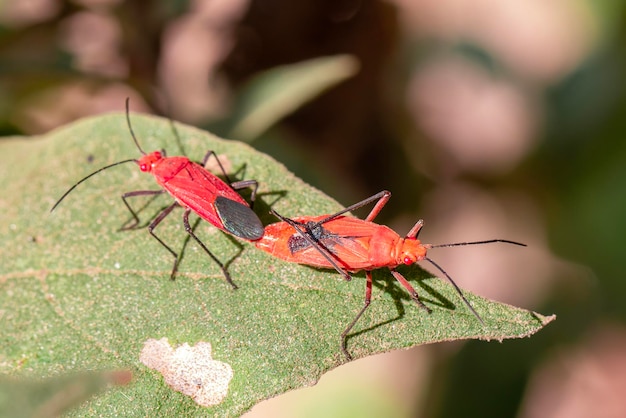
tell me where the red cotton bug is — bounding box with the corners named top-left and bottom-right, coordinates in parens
top-left (255, 190), bottom-right (526, 359)
top-left (51, 98), bottom-right (264, 289)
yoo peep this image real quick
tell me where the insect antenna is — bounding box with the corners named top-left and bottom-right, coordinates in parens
top-left (430, 239), bottom-right (526, 249)
top-left (164, 100), bottom-right (187, 156)
top-left (50, 159), bottom-right (137, 212)
top-left (425, 240), bottom-right (525, 323)
top-left (51, 98), bottom-right (149, 213)
top-left (125, 97), bottom-right (147, 156)
top-left (424, 257), bottom-right (485, 324)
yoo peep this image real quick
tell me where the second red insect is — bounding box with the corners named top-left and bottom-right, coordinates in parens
top-left (256, 190), bottom-right (525, 359)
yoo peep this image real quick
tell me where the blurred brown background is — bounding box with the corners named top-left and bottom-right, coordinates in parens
top-left (2, 0), bottom-right (625, 416)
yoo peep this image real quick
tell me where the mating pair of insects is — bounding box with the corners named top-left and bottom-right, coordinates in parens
top-left (52, 100), bottom-right (525, 360)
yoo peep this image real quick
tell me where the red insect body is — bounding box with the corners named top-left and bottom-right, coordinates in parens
top-left (257, 215), bottom-right (428, 271)
top-left (137, 152), bottom-right (262, 240)
top-left (51, 99), bottom-right (263, 288)
top-left (256, 190), bottom-right (525, 359)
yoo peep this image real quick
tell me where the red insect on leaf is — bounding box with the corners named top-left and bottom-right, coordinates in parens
top-left (51, 99), bottom-right (263, 288)
top-left (256, 191), bottom-right (526, 359)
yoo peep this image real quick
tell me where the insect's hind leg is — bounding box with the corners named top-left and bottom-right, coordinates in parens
top-left (270, 209), bottom-right (353, 282)
top-left (314, 190), bottom-right (392, 227)
top-left (182, 208), bottom-right (238, 290)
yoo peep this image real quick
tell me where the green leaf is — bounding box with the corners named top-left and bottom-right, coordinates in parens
top-left (0, 113), bottom-right (554, 417)
top-left (225, 54), bottom-right (360, 141)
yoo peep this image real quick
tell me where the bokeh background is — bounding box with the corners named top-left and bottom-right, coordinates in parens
top-left (2, 0), bottom-right (625, 416)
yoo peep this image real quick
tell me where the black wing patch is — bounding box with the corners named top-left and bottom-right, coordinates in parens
top-left (287, 221), bottom-right (357, 255)
top-left (214, 196), bottom-right (264, 240)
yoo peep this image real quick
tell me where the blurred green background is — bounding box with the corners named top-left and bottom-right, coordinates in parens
top-left (1, 0), bottom-right (624, 417)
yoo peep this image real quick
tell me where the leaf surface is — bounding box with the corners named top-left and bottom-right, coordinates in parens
top-left (0, 113), bottom-right (554, 417)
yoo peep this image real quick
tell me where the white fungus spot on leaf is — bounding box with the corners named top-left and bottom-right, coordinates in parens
top-left (140, 337), bottom-right (233, 407)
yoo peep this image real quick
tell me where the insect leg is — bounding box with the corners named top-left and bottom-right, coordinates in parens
top-left (313, 190), bottom-right (392, 227)
top-left (182, 208), bottom-right (238, 290)
top-left (340, 271), bottom-right (373, 360)
top-left (145, 202), bottom-right (180, 280)
top-left (120, 190), bottom-right (166, 230)
top-left (389, 269), bottom-right (432, 313)
top-left (201, 150), bottom-right (233, 183)
top-left (202, 150), bottom-right (259, 206)
top-left (230, 179), bottom-right (259, 207)
top-left (406, 219), bottom-right (425, 239)
top-left (270, 209), bottom-right (353, 281)
top-left (363, 190), bottom-right (392, 222)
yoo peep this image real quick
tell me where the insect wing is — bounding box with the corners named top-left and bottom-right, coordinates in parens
top-left (308, 217), bottom-right (394, 270)
top-left (214, 196), bottom-right (264, 240)
top-left (258, 216), bottom-right (379, 271)
top-left (156, 159), bottom-right (263, 240)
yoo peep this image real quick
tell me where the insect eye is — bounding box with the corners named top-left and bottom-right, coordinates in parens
top-left (140, 163), bottom-right (148, 172)
top-left (403, 256), bottom-right (414, 265)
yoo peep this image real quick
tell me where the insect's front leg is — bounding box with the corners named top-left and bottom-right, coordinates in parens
top-left (120, 190), bottom-right (166, 230)
top-left (389, 269), bottom-right (432, 313)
